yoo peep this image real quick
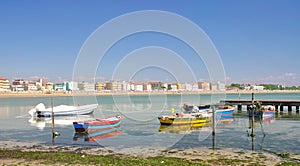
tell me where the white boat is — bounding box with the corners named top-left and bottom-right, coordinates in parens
top-left (180, 104), bottom-right (234, 118)
top-left (28, 103), bottom-right (98, 117)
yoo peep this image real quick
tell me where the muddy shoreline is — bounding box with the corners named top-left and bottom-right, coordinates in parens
top-left (0, 140), bottom-right (299, 165)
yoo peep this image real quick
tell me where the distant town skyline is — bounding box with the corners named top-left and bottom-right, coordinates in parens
top-left (1, 1), bottom-right (300, 86)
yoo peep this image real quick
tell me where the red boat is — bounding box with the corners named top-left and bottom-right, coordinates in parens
top-left (73, 115), bottom-right (122, 133)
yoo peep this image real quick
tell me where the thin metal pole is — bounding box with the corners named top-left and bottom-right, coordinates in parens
top-left (212, 105), bottom-right (215, 136)
top-left (251, 93), bottom-right (255, 130)
top-left (251, 93), bottom-right (255, 150)
top-left (51, 96), bottom-right (54, 138)
top-left (212, 104), bottom-right (215, 150)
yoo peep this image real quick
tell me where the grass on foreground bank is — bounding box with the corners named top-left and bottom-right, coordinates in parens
top-left (0, 149), bottom-right (204, 166)
top-left (0, 149), bottom-right (298, 166)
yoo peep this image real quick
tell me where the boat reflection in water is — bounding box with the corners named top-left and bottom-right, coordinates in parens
top-left (73, 126), bottom-right (122, 142)
top-left (28, 115), bottom-right (94, 130)
top-left (247, 115), bottom-right (276, 151)
top-left (159, 123), bottom-right (207, 134)
top-left (248, 116), bottom-right (276, 130)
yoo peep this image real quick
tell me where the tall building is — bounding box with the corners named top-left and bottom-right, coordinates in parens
top-left (210, 83), bottom-right (218, 91)
top-left (95, 82), bottom-right (106, 91)
top-left (130, 82), bottom-right (143, 91)
top-left (11, 79), bottom-right (26, 91)
top-left (78, 82), bottom-right (95, 91)
top-left (217, 82), bottom-right (226, 91)
top-left (198, 82), bottom-right (210, 91)
top-left (143, 83), bottom-right (152, 92)
top-left (0, 78), bottom-right (10, 91)
top-left (167, 83), bottom-right (178, 91)
top-left (149, 82), bottom-right (163, 91)
top-left (105, 81), bottom-right (123, 92)
top-left (66, 81), bottom-right (79, 91)
top-left (35, 78), bottom-right (43, 90)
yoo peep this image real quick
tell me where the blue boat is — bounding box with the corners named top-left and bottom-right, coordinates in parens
top-left (248, 105), bottom-right (275, 118)
top-left (215, 108), bottom-right (234, 116)
top-left (73, 115), bottom-right (122, 133)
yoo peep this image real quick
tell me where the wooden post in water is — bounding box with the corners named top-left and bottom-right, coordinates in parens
top-left (212, 104), bottom-right (216, 150)
top-left (212, 105), bottom-right (215, 136)
top-left (250, 93), bottom-right (255, 150)
top-left (51, 96), bottom-right (55, 146)
top-left (237, 104), bottom-right (242, 111)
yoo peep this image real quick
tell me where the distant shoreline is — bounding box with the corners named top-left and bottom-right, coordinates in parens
top-left (0, 90), bottom-right (300, 98)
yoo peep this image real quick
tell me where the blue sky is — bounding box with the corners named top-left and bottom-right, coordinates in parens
top-left (0, 1), bottom-right (300, 85)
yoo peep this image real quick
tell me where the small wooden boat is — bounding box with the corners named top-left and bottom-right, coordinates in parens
top-left (215, 105), bottom-right (234, 116)
top-left (261, 105), bottom-right (276, 118)
top-left (248, 105), bottom-right (275, 118)
top-left (73, 115), bottom-right (122, 133)
top-left (181, 103), bottom-right (234, 117)
top-left (158, 114), bottom-right (206, 126)
top-left (28, 103), bottom-right (98, 117)
top-left (182, 103), bottom-right (211, 113)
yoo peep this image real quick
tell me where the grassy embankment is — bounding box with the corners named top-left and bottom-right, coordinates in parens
top-left (0, 148), bottom-right (299, 166)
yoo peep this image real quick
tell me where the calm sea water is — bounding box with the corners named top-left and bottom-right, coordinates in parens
top-left (0, 93), bottom-right (299, 154)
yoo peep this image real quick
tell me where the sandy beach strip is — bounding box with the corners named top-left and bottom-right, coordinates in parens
top-left (1, 90), bottom-right (300, 98)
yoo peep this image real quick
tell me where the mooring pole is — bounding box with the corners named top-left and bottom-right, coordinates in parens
top-left (251, 93), bottom-right (255, 150)
top-left (212, 105), bottom-right (215, 136)
top-left (51, 96), bottom-right (55, 138)
top-left (212, 104), bottom-right (216, 150)
top-left (251, 93), bottom-right (255, 128)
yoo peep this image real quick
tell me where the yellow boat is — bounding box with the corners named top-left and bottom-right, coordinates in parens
top-left (158, 116), bottom-right (207, 125)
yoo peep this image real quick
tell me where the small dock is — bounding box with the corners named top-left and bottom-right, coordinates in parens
top-left (220, 99), bottom-right (300, 112)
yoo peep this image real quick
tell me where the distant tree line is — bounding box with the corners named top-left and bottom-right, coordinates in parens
top-left (228, 83), bottom-right (300, 90)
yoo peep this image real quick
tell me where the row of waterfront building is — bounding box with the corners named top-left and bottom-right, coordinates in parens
top-left (0, 78), bottom-right (228, 92)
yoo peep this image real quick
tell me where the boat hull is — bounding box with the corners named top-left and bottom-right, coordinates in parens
top-left (215, 108), bottom-right (234, 116)
top-left (158, 116), bottom-right (206, 126)
top-left (73, 116), bottom-right (122, 133)
top-left (30, 104), bottom-right (98, 117)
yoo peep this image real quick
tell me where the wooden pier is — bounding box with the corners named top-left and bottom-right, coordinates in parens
top-left (220, 99), bottom-right (300, 112)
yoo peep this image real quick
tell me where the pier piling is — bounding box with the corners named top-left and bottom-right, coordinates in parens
top-left (221, 99), bottom-right (300, 112)
top-left (237, 104), bottom-right (242, 111)
top-left (280, 106), bottom-right (284, 112)
top-left (288, 105), bottom-right (292, 112)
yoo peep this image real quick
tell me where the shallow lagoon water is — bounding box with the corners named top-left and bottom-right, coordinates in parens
top-left (0, 93), bottom-right (299, 155)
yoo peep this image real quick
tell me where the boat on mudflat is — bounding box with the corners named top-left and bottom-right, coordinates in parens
top-left (73, 115), bottom-right (122, 133)
top-left (28, 103), bottom-right (98, 117)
